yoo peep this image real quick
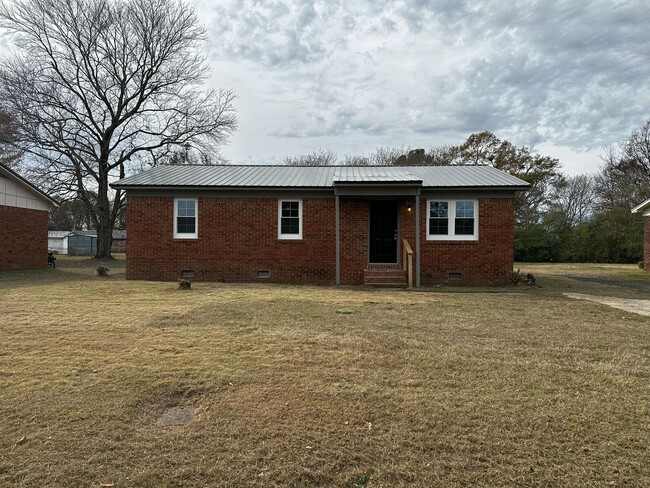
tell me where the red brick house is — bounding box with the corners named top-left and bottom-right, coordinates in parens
top-left (112, 165), bottom-right (528, 286)
top-left (1, 164), bottom-right (58, 270)
top-left (632, 198), bottom-right (650, 272)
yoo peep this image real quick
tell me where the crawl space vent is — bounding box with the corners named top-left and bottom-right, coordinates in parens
top-left (256, 270), bottom-right (271, 279)
top-left (448, 272), bottom-right (463, 281)
top-left (181, 269), bottom-right (195, 278)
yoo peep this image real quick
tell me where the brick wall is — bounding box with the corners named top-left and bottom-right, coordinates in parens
top-left (340, 199), bottom-right (369, 285)
top-left (126, 197), bottom-right (337, 283)
top-left (0, 205), bottom-right (49, 270)
top-left (400, 198), bottom-right (515, 286)
top-left (126, 195), bottom-right (515, 285)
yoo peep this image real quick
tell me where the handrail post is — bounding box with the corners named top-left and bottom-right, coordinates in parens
top-left (407, 253), bottom-right (413, 288)
top-left (401, 238), bottom-right (414, 289)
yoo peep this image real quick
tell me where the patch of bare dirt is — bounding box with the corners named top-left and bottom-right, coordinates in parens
top-left (156, 406), bottom-right (195, 426)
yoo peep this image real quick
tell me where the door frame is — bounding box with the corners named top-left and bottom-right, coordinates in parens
top-left (367, 199), bottom-right (400, 264)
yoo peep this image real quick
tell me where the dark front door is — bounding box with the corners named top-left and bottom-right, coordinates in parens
top-left (369, 201), bottom-right (398, 263)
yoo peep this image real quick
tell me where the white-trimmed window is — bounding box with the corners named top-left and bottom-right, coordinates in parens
top-left (174, 198), bottom-right (198, 239)
top-left (278, 199), bottom-right (302, 240)
top-left (426, 199), bottom-right (478, 241)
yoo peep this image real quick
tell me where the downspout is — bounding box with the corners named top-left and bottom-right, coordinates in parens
top-left (415, 192), bottom-right (421, 288)
top-left (335, 193), bottom-right (340, 285)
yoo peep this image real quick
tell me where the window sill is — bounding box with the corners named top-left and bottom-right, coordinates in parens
top-left (426, 236), bottom-right (479, 242)
top-left (172, 237), bottom-right (199, 241)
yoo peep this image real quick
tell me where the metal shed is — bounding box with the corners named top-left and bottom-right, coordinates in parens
top-left (67, 232), bottom-right (98, 256)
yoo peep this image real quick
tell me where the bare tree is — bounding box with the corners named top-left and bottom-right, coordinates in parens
top-left (343, 146), bottom-right (408, 166)
top-left (597, 120), bottom-right (650, 209)
top-left (0, 0), bottom-right (237, 258)
top-left (453, 131), bottom-right (563, 226)
top-left (621, 119), bottom-right (650, 181)
top-left (0, 108), bottom-right (23, 168)
top-left (284, 149), bottom-right (337, 166)
top-left (550, 174), bottom-right (596, 226)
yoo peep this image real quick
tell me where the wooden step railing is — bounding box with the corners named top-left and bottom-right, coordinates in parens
top-left (402, 239), bottom-right (414, 289)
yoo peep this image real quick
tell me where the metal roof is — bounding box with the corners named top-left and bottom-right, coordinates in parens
top-left (632, 198), bottom-right (650, 214)
top-left (48, 230), bottom-right (126, 238)
top-left (112, 164), bottom-right (529, 190)
top-left (48, 231), bottom-right (75, 238)
top-left (334, 167), bottom-right (422, 184)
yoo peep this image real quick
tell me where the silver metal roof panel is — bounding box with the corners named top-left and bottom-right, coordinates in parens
top-left (334, 167), bottom-right (422, 183)
top-left (112, 164), bottom-right (529, 190)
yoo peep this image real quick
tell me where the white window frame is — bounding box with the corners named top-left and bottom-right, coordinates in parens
top-left (426, 199), bottom-right (479, 241)
top-left (278, 199), bottom-right (303, 240)
top-left (173, 198), bottom-right (198, 239)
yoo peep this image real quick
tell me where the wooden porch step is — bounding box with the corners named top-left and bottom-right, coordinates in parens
top-left (363, 268), bottom-right (407, 287)
top-left (366, 263), bottom-right (402, 270)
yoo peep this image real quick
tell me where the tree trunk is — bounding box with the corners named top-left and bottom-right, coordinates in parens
top-left (96, 222), bottom-right (114, 259)
top-left (95, 163), bottom-right (114, 259)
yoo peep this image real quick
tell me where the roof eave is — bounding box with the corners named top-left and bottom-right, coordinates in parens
top-left (0, 164), bottom-right (60, 207)
top-left (422, 184), bottom-right (529, 191)
top-left (333, 181), bottom-right (423, 186)
top-left (110, 184), bottom-right (334, 191)
top-left (111, 183), bottom-right (529, 192)
top-left (631, 198), bottom-right (650, 214)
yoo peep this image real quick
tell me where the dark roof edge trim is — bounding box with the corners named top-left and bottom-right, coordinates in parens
top-left (631, 198), bottom-right (650, 214)
top-left (110, 184), bottom-right (335, 191)
top-left (111, 184), bottom-right (529, 192)
top-left (333, 180), bottom-right (423, 185)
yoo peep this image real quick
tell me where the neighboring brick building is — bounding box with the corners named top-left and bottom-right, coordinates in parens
top-left (112, 165), bottom-right (529, 286)
top-left (632, 198), bottom-right (650, 272)
top-left (0, 165), bottom-right (58, 270)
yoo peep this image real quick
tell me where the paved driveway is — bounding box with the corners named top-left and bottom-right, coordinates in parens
top-left (564, 293), bottom-right (650, 317)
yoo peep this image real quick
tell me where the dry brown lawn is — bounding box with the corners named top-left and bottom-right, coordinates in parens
top-left (519, 262), bottom-right (650, 300)
top-left (0, 260), bottom-right (648, 487)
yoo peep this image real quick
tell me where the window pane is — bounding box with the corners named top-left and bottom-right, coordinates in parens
top-left (280, 201), bottom-right (300, 236)
top-left (429, 218), bottom-right (448, 235)
top-left (455, 218), bottom-right (474, 235)
top-left (282, 201), bottom-right (299, 218)
top-left (430, 201), bottom-right (448, 218)
top-left (456, 201), bottom-right (474, 219)
top-left (177, 200), bottom-right (195, 218)
top-left (177, 216), bottom-right (195, 234)
top-left (281, 218), bottom-right (299, 234)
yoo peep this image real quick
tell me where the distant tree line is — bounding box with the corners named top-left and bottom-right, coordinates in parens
top-left (285, 120), bottom-right (650, 264)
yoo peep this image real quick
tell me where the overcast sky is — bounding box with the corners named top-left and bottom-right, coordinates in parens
top-left (188, 0), bottom-right (649, 174)
top-left (1, 0), bottom-right (647, 174)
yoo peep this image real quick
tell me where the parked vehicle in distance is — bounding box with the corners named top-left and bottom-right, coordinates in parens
top-left (48, 250), bottom-right (56, 269)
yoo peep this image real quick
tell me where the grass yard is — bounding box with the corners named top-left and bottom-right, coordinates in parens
top-left (0, 260), bottom-right (648, 487)
top-left (516, 262), bottom-right (650, 300)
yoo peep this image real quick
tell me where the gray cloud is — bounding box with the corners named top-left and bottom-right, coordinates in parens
top-left (197, 0), bottom-right (650, 169)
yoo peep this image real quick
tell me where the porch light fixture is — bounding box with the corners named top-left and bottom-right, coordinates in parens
top-left (407, 203), bottom-right (413, 212)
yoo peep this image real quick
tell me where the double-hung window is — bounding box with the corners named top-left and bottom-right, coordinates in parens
top-left (426, 199), bottom-right (478, 240)
top-left (278, 200), bottom-right (302, 239)
top-left (174, 198), bottom-right (198, 239)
